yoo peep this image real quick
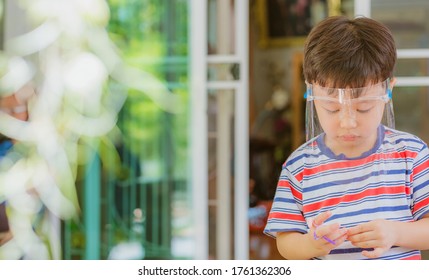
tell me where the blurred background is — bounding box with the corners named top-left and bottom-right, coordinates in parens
top-left (0, 0), bottom-right (428, 260)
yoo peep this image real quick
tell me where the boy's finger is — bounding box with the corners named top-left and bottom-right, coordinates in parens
top-left (312, 211), bottom-right (332, 228)
top-left (315, 223), bottom-right (340, 238)
top-left (334, 230), bottom-right (348, 245)
top-left (347, 223), bottom-right (368, 236)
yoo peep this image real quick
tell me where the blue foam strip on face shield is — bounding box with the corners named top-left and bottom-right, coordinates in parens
top-left (304, 90), bottom-right (309, 98)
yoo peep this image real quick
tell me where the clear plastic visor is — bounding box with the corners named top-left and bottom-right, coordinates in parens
top-left (306, 80), bottom-right (391, 106)
top-left (304, 79), bottom-right (394, 142)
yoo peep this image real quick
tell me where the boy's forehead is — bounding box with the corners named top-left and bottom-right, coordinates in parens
top-left (315, 79), bottom-right (379, 88)
top-left (313, 82), bottom-right (385, 98)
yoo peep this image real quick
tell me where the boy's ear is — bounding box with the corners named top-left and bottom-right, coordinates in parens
top-left (389, 77), bottom-right (397, 88)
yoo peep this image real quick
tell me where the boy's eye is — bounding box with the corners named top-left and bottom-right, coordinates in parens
top-left (322, 106), bottom-right (340, 114)
top-left (325, 109), bottom-right (340, 114)
top-left (319, 101), bottom-right (340, 113)
top-left (357, 108), bottom-right (371, 113)
top-left (355, 100), bottom-right (378, 112)
top-left (319, 102), bottom-right (376, 114)
top-left (356, 105), bottom-right (373, 112)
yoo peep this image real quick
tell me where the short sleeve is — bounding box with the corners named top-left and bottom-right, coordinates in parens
top-left (263, 164), bottom-right (307, 238)
top-left (411, 144), bottom-right (429, 220)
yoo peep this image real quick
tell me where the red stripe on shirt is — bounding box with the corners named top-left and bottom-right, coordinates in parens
top-left (304, 186), bottom-right (408, 213)
top-left (295, 171), bottom-right (303, 182)
top-left (305, 151), bottom-right (418, 176)
top-left (268, 211), bottom-right (305, 222)
top-left (278, 180), bottom-right (303, 201)
top-left (414, 159), bottom-right (429, 177)
top-left (413, 196), bottom-right (429, 215)
top-left (401, 255), bottom-right (421, 260)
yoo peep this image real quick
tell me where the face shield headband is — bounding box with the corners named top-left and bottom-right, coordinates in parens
top-left (303, 79), bottom-right (395, 142)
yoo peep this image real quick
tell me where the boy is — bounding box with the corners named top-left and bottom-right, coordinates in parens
top-left (264, 16), bottom-right (429, 260)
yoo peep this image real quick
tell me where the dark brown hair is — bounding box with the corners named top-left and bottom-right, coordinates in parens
top-left (303, 16), bottom-right (397, 88)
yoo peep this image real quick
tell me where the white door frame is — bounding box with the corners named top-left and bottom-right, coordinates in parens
top-left (190, 0), bottom-right (249, 260)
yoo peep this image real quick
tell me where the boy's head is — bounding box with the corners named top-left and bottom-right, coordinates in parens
top-left (303, 16), bottom-right (397, 158)
top-left (303, 16), bottom-right (397, 88)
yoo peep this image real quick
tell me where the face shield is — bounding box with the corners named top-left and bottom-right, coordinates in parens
top-left (304, 79), bottom-right (395, 142)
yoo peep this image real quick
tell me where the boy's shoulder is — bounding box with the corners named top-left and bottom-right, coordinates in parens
top-left (384, 127), bottom-right (428, 149)
top-left (283, 137), bottom-right (320, 168)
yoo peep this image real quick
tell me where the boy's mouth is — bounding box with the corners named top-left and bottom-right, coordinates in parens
top-left (339, 134), bottom-right (358, 141)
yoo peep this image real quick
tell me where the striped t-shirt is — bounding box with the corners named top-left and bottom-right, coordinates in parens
top-left (264, 125), bottom-right (429, 260)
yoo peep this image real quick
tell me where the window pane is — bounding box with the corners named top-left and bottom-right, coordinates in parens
top-left (64, 0), bottom-right (192, 260)
top-left (393, 87), bottom-right (429, 143)
top-left (372, 0), bottom-right (429, 49)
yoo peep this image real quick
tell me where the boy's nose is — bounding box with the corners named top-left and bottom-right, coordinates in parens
top-left (339, 105), bottom-right (357, 128)
top-left (340, 116), bottom-right (357, 128)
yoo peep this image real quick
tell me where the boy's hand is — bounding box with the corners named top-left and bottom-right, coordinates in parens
top-left (308, 211), bottom-right (348, 257)
top-left (347, 219), bottom-right (396, 258)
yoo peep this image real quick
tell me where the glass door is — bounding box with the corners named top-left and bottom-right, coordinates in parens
top-left (62, 0), bottom-right (195, 260)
